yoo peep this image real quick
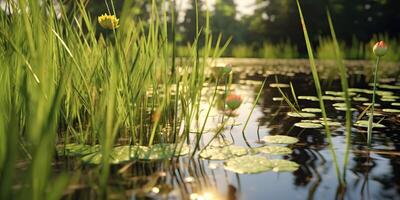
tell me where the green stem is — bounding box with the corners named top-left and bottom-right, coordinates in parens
top-left (367, 57), bottom-right (380, 147)
top-left (242, 78), bottom-right (267, 132)
top-left (192, 78), bottom-right (220, 156)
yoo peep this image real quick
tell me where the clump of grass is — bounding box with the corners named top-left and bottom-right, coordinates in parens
top-left (231, 44), bottom-right (254, 58)
top-left (0, 0), bottom-right (228, 198)
top-left (261, 41), bottom-right (298, 59)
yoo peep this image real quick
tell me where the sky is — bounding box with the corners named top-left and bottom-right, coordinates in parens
top-left (176, 0), bottom-right (257, 20)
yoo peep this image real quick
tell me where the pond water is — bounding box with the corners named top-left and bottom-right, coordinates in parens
top-left (59, 60), bottom-right (400, 200)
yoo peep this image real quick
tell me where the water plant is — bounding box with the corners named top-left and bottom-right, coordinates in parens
top-left (0, 0), bottom-right (230, 198)
top-left (367, 41), bottom-right (388, 146)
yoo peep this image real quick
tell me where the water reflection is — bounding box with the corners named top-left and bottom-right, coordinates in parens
top-left (61, 63), bottom-right (400, 200)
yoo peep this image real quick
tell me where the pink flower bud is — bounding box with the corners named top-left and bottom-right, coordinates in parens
top-left (373, 41), bottom-right (388, 57)
top-left (226, 94), bottom-right (242, 110)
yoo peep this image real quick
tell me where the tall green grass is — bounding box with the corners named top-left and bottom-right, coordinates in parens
top-left (295, 0), bottom-right (344, 185)
top-left (0, 0), bottom-right (227, 198)
top-left (327, 10), bottom-right (352, 184)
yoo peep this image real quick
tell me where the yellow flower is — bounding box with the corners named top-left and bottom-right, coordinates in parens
top-left (98, 14), bottom-right (119, 30)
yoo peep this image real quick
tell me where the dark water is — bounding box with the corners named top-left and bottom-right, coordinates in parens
top-left (60, 63), bottom-right (400, 200)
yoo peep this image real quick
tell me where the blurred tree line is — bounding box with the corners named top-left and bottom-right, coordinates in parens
top-left (86, 0), bottom-right (400, 57)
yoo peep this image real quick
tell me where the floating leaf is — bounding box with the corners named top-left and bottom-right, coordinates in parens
top-left (325, 91), bottom-right (356, 96)
top-left (263, 135), bottom-right (299, 144)
top-left (381, 95), bottom-right (400, 99)
top-left (323, 121), bottom-right (342, 126)
top-left (272, 97), bottom-right (284, 101)
top-left (270, 83), bottom-right (290, 88)
top-left (294, 122), bottom-right (323, 129)
top-left (376, 91), bottom-right (394, 96)
top-left (378, 84), bottom-right (400, 90)
top-left (332, 103), bottom-right (346, 107)
top-left (256, 146), bottom-right (293, 155)
top-left (301, 108), bottom-right (322, 113)
top-left (200, 145), bottom-right (248, 160)
top-left (354, 120), bottom-right (386, 128)
top-left (353, 97), bottom-right (369, 102)
top-left (81, 144), bottom-right (190, 164)
top-left (287, 112), bottom-right (316, 118)
top-left (391, 102), bottom-right (400, 106)
top-left (381, 98), bottom-right (396, 102)
top-left (348, 88), bottom-right (370, 93)
top-left (270, 159), bottom-right (300, 172)
top-left (334, 107), bottom-right (357, 112)
top-left (298, 96), bottom-right (319, 101)
top-left (224, 155), bottom-right (272, 174)
top-left (362, 103), bottom-right (381, 107)
top-left (322, 96), bottom-right (338, 101)
top-left (382, 108), bottom-right (400, 113)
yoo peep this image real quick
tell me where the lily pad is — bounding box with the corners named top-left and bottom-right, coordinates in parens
top-left (381, 95), bottom-right (400, 99)
top-left (294, 122), bottom-right (323, 129)
top-left (270, 159), bottom-right (300, 172)
top-left (298, 96), bottom-right (319, 101)
top-left (382, 108), bottom-right (400, 113)
top-left (332, 103), bottom-right (346, 107)
top-left (353, 97), bottom-right (369, 102)
top-left (381, 98), bottom-right (396, 102)
top-left (378, 84), bottom-right (400, 90)
top-left (354, 120), bottom-right (386, 128)
top-left (301, 108), bottom-right (322, 113)
top-left (334, 107), bottom-right (357, 112)
top-left (263, 135), bottom-right (299, 144)
top-left (199, 145), bottom-right (248, 160)
top-left (287, 112), bottom-right (316, 118)
top-left (272, 97), bottom-right (284, 102)
top-left (256, 146), bottom-right (293, 155)
top-left (322, 96), bottom-right (339, 101)
top-left (322, 121), bottom-right (342, 126)
top-left (81, 144), bottom-right (190, 164)
top-left (224, 155), bottom-right (272, 174)
top-left (269, 83), bottom-right (290, 88)
top-left (362, 103), bottom-right (381, 107)
top-left (391, 102), bottom-right (400, 106)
